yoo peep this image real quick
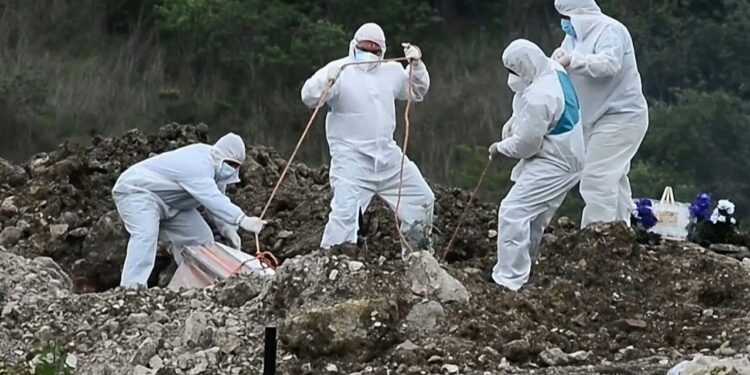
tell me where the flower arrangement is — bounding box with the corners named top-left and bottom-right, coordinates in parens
top-left (687, 193), bottom-right (739, 245)
top-left (630, 198), bottom-right (660, 244)
top-left (688, 193), bottom-right (712, 222)
top-left (631, 198), bottom-right (658, 230)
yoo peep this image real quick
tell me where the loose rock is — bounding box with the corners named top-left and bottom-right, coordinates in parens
top-left (407, 251), bottom-right (469, 304)
top-left (406, 300), bottom-right (445, 336)
top-left (539, 347), bottom-right (570, 366)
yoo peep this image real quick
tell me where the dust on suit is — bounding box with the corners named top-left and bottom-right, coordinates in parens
top-left (300, 23), bottom-right (434, 255)
top-left (553, 0), bottom-right (649, 228)
top-left (112, 133), bottom-right (248, 287)
top-left (490, 39), bottom-right (585, 291)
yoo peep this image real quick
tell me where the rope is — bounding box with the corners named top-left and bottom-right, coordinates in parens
top-left (438, 158), bottom-right (491, 263)
top-left (393, 63), bottom-right (415, 256)
top-left (251, 79), bottom-right (332, 270)
top-left (250, 56), bottom-right (412, 270)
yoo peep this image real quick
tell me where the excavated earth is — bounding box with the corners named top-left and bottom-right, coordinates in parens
top-left (1, 124), bottom-right (750, 375)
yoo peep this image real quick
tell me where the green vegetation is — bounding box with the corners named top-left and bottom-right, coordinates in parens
top-left (1, 0), bottom-right (748, 219)
top-left (0, 341), bottom-right (72, 375)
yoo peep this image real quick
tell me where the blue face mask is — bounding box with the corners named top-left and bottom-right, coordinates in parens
top-left (216, 162), bottom-right (237, 181)
top-left (354, 48), bottom-right (379, 61)
top-left (561, 19), bottom-right (577, 38)
top-left (353, 48), bottom-right (380, 71)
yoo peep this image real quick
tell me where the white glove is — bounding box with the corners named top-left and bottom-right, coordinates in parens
top-left (502, 117), bottom-right (515, 140)
top-left (239, 215), bottom-right (267, 234)
top-left (221, 228), bottom-right (241, 250)
top-left (552, 48), bottom-right (571, 68)
top-left (402, 43), bottom-right (422, 62)
top-left (488, 142), bottom-right (503, 161)
top-left (327, 65), bottom-right (342, 82)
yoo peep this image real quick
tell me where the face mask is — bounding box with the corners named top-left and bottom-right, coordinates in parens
top-left (216, 162), bottom-right (238, 182)
top-left (561, 19), bottom-right (577, 38)
top-left (507, 73), bottom-right (527, 93)
top-left (354, 48), bottom-right (380, 71)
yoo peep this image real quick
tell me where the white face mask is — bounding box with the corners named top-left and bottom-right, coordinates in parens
top-left (507, 74), bottom-right (527, 93)
top-left (216, 162), bottom-right (238, 182)
top-left (354, 48), bottom-right (380, 71)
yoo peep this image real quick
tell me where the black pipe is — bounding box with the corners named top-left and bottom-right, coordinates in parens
top-left (263, 326), bottom-right (277, 375)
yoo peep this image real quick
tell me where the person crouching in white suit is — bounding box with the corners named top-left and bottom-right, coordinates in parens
top-left (488, 39), bottom-right (586, 291)
top-left (300, 22), bottom-right (434, 257)
top-left (112, 133), bottom-right (267, 288)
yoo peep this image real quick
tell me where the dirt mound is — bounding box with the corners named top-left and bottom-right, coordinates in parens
top-left (433, 223), bottom-right (750, 371)
top-left (2, 124), bottom-right (750, 374)
top-left (0, 124), bottom-right (211, 290)
top-left (2, 226), bottom-right (749, 374)
top-left (0, 124), bottom-right (495, 291)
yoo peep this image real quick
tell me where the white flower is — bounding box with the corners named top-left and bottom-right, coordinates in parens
top-left (731, 218), bottom-right (737, 225)
top-left (710, 209), bottom-right (720, 224)
top-left (718, 215), bottom-right (727, 223)
top-left (718, 199), bottom-right (735, 215)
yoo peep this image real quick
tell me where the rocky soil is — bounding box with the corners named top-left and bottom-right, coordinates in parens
top-left (1, 124), bottom-right (750, 374)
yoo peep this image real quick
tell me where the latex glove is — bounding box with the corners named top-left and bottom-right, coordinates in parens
top-left (327, 65), bottom-right (343, 83)
top-left (552, 48), bottom-right (571, 68)
top-left (488, 142), bottom-right (503, 161)
top-left (239, 215), bottom-right (267, 234)
top-left (502, 117), bottom-right (515, 140)
top-left (221, 228), bottom-right (241, 250)
top-left (402, 43), bottom-right (422, 62)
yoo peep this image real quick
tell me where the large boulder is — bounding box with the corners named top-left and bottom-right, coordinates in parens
top-left (281, 298), bottom-right (401, 361)
top-left (0, 250), bottom-right (72, 305)
top-left (407, 251), bottom-right (470, 304)
top-left (80, 210), bottom-right (129, 289)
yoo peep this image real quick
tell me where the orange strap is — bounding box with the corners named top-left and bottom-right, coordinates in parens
top-left (439, 158), bottom-right (491, 263)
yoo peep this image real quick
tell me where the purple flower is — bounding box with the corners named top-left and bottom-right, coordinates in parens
top-left (632, 198), bottom-right (658, 230)
top-left (689, 192), bottom-right (712, 222)
top-left (635, 198), bottom-right (652, 208)
top-left (637, 207), bottom-right (658, 228)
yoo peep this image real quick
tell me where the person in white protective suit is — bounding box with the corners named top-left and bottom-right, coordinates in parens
top-left (300, 22), bottom-right (434, 256)
top-left (551, 0), bottom-right (649, 228)
top-left (112, 133), bottom-right (267, 287)
top-left (488, 39), bottom-right (585, 291)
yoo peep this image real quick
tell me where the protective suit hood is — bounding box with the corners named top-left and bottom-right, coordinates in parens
top-left (555, 0), bottom-right (602, 15)
top-left (210, 133), bottom-right (245, 184)
top-left (502, 39), bottom-right (553, 85)
top-left (348, 23), bottom-right (387, 71)
top-left (555, 0), bottom-right (607, 40)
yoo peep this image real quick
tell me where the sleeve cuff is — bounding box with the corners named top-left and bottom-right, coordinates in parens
top-left (568, 51), bottom-right (586, 70)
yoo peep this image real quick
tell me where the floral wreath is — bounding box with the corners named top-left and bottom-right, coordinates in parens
top-left (687, 192), bottom-right (738, 245)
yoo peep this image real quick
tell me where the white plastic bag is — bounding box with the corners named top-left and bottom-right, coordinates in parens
top-left (649, 186), bottom-right (690, 240)
top-left (167, 242), bottom-right (275, 290)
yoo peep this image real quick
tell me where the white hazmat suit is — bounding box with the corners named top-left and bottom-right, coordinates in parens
top-left (300, 23), bottom-right (434, 255)
top-left (112, 133), bottom-right (264, 287)
top-left (552, 0), bottom-right (649, 228)
top-left (489, 39), bottom-right (585, 291)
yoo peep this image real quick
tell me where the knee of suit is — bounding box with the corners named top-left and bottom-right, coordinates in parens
top-left (581, 165), bottom-right (623, 186)
top-left (424, 189), bottom-right (436, 205)
top-left (125, 218), bottom-right (160, 239)
top-left (329, 196), bottom-right (359, 222)
top-left (579, 181), bottom-right (618, 201)
top-left (498, 208), bottom-right (530, 232)
top-left (165, 233), bottom-right (214, 248)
